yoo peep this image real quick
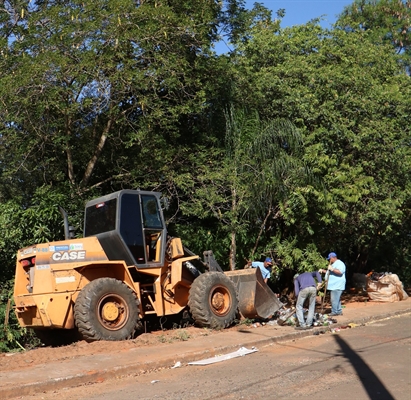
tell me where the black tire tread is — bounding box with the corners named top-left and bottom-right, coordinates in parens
top-left (188, 272), bottom-right (238, 329)
top-left (74, 277), bottom-right (139, 342)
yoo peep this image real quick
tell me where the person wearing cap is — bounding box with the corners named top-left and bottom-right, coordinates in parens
top-left (320, 252), bottom-right (346, 316)
top-left (247, 257), bottom-right (273, 283)
top-left (293, 271), bottom-right (322, 330)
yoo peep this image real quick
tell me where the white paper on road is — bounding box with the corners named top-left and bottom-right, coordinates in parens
top-left (188, 346), bottom-right (258, 366)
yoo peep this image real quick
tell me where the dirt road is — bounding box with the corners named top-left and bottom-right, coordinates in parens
top-left (1, 293), bottom-right (367, 373)
top-left (19, 314), bottom-right (411, 400)
top-left (1, 293), bottom-right (410, 399)
top-left (0, 324), bottom-right (220, 373)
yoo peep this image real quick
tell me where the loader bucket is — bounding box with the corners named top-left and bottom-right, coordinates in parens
top-left (225, 268), bottom-right (283, 320)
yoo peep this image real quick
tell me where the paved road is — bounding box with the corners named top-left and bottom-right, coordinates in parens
top-left (24, 315), bottom-right (411, 400)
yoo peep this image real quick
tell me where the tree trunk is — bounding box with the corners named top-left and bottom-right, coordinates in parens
top-left (81, 114), bottom-right (113, 188)
top-left (229, 230), bottom-right (236, 271)
top-left (251, 206), bottom-right (272, 259)
top-left (229, 186), bottom-right (237, 271)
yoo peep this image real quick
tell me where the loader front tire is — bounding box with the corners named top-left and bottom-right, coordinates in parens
top-left (188, 272), bottom-right (238, 329)
top-left (74, 278), bottom-right (140, 342)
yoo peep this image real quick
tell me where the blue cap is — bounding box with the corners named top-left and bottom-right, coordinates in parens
top-left (327, 252), bottom-right (337, 260)
top-left (265, 257), bottom-right (272, 264)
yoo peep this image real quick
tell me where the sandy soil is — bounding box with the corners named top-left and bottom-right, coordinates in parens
top-left (0, 324), bottom-right (226, 373)
top-left (0, 292), bottom-right (370, 373)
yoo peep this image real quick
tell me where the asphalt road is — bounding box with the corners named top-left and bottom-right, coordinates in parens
top-left (24, 314), bottom-right (411, 400)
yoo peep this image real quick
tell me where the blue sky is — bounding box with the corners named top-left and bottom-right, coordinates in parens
top-left (217, 1), bottom-right (354, 52)
top-left (248, 0), bottom-right (353, 27)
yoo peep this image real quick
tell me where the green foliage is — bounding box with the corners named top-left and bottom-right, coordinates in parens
top-left (0, 0), bottom-right (223, 198)
top-left (230, 20), bottom-right (411, 276)
top-left (172, 329), bottom-right (191, 342)
top-left (336, 0), bottom-right (411, 68)
top-left (0, 184), bottom-right (84, 282)
top-left (0, 201), bottom-right (25, 280)
top-left (0, 1), bottom-right (410, 291)
top-left (173, 106), bottom-right (311, 270)
top-left (238, 318), bottom-right (254, 326)
top-left (0, 280), bottom-right (40, 353)
top-left (265, 236), bottom-right (326, 273)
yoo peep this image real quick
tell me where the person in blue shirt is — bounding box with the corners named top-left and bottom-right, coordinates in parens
top-left (320, 252), bottom-right (346, 316)
top-left (247, 257), bottom-right (272, 283)
top-left (294, 271), bottom-right (322, 330)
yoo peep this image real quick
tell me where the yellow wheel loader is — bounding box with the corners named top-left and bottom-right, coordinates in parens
top-left (13, 190), bottom-right (282, 344)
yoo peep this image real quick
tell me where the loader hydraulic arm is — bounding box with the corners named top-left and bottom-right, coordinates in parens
top-left (182, 247), bottom-right (223, 273)
top-left (202, 250), bottom-right (224, 273)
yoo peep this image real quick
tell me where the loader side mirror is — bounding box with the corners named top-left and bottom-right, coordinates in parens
top-left (68, 225), bottom-right (76, 239)
top-left (161, 196), bottom-right (169, 210)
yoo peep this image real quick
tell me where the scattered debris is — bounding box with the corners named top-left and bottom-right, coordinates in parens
top-left (151, 380), bottom-right (160, 384)
top-left (188, 347), bottom-right (258, 366)
top-left (275, 307), bottom-right (297, 326)
top-left (171, 361), bottom-right (181, 369)
top-left (274, 308), bottom-right (338, 328)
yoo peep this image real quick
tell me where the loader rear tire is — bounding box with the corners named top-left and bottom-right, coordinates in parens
top-left (74, 278), bottom-right (140, 342)
top-left (188, 272), bottom-right (238, 329)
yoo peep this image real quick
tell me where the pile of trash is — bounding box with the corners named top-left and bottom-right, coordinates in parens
top-left (273, 308), bottom-right (338, 327)
top-left (368, 271), bottom-right (390, 281)
top-left (366, 272), bottom-right (408, 303)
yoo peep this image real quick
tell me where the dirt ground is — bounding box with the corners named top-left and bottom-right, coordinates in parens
top-left (0, 292), bottom-right (373, 373)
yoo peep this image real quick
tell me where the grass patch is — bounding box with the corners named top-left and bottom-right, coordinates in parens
top-left (172, 330), bottom-right (191, 342)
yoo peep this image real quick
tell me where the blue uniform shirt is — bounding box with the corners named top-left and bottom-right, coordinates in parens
top-left (327, 259), bottom-right (346, 290)
top-left (251, 261), bottom-right (270, 280)
top-left (294, 271), bottom-right (322, 297)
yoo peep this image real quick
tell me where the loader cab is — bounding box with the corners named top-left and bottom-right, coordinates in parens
top-left (84, 190), bottom-right (166, 267)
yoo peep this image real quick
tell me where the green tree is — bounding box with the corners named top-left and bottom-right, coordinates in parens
top-left (230, 21), bottom-right (411, 279)
top-left (336, 0), bottom-right (411, 69)
top-left (175, 107), bottom-right (308, 271)
top-left (0, 184), bottom-right (81, 281)
top-left (0, 0), bottom-right (221, 202)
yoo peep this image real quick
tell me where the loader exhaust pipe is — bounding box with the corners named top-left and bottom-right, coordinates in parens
top-left (59, 207), bottom-right (76, 240)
